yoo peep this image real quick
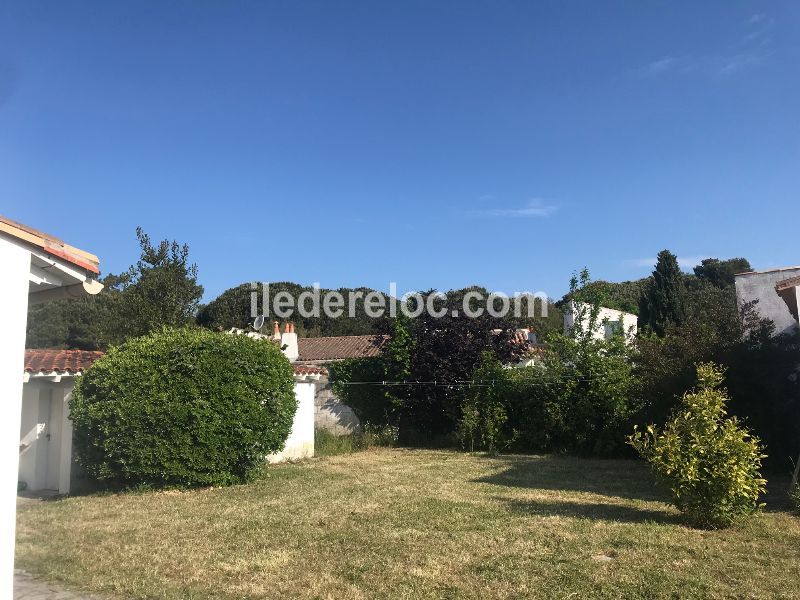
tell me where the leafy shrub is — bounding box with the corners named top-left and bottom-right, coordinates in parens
top-left (791, 481), bottom-right (800, 515)
top-left (328, 357), bottom-right (392, 425)
top-left (629, 363), bottom-right (766, 529)
top-left (458, 353), bottom-right (510, 453)
top-left (70, 328), bottom-right (296, 488)
top-left (361, 423), bottom-right (399, 448)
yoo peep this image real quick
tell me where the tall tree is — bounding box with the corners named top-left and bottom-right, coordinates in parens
top-left (693, 258), bottom-right (752, 288)
top-left (26, 228), bottom-right (203, 349)
top-left (107, 227), bottom-right (203, 344)
top-left (639, 250), bottom-right (686, 336)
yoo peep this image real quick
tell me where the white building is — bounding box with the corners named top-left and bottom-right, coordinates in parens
top-left (563, 301), bottom-right (638, 342)
top-left (20, 350), bottom-right (103, 495)
top-left (735, 266), bottom-right (800, 336)
top-left (19, 341), bottom-right (323, 494)
top-left (0, 216), bottom-right (103, 596)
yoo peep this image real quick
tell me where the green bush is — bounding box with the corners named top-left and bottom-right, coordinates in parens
top-left (328, 357), bottom-right (393, 425)
top-left (458, 353), bottom-right (510, 453)
top-left (70, 328), bottom-right (296, 488)
top-left (791, 482), bottom-right (800, 515)
top-left (629, 363), bottom-right (766, 529)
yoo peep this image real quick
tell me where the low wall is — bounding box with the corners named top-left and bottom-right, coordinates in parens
top-left (268, 381), bottom-right (315, 463)
top-left (313, 377), bottom-right (361, 435)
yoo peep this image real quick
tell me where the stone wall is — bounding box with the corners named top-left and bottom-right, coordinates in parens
top-left (735, 267), bottom-right (800, 337)
top-left (313, 376), bottom-right (361, 435)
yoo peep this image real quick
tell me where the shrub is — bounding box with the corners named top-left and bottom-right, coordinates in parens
top-left (70, 328), bottom-right (296, 488)
top-left (361, 423), bottom-right (399, 448)
top-left (328, 357), bottom-right (392, 425)
top-left (458, 353), bottom-right (510, 453)
top-left (629, 362), bottom-right (766, 529)
top-left (791, 481), bottom-right (800, 515)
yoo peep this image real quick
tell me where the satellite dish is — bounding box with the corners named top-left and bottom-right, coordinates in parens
top-left (253, 315), bottom-right (265, 331)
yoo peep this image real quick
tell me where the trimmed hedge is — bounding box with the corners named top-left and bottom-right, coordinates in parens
top-left (70, 328), bottom-right (296, 488)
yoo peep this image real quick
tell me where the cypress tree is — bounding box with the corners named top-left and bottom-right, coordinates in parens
top-left (639, 250), bottom-right (686, 336)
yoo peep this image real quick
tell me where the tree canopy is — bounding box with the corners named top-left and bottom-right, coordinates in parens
top-left (26, 228), bottom-right (203, 349)
top-left (639, 250), bottom-right (687, 336)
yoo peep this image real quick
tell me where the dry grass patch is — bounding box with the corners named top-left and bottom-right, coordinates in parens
top-left (16, 448), bottom-right (800, 599)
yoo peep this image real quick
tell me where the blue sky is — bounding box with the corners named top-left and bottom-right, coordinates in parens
top-left (1, 2), bottom-right (798, 301)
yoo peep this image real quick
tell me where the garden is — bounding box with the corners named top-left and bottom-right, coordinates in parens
top-left (19, 233), bottom-right (800, 598)
top-left (15, 450), bottom-right (800, 599)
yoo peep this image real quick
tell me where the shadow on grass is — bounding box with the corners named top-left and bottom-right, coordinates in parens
top-left (474, 454), bottom-right (669, 503)
top-left (499, 496), bottom-right (681, 525)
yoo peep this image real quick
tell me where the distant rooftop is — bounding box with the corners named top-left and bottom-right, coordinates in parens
top-left (297, 334), bottom-right (388, 363)
top-left (735, 266), bottom-right (800, 277)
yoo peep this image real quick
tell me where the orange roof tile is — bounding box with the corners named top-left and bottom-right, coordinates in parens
top-left (775, 276), bottom-right (800, 292)
top-left (24, 349), bottom-right (104, 374)
top-left (0, 215), bottom-right (100, 274)
top-left (24, 348), bottom-right (328, 378)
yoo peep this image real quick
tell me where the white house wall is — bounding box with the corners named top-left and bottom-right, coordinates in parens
top-left (0, 235), bottom-right (32, 594)
top-left (735, 268), bottom-right (800, 336)
top-left (268, 381), bottom-right (315, 463)
top-left (17, 380), bottom-right (75, 495)
top-left (564, 302), bottom-right (638, 342)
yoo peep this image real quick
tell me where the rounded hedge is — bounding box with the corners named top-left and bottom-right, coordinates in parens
top-left (70, 328), bottom-right (296, 488)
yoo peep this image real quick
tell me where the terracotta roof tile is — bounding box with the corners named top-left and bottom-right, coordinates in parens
top-left (24, 349), bottom-right (104, 374)
top-left (292, 364), bottom-right (328, 377)
top-left (775, 276), bottom-right (800, 292)
top-left (297, 335), bottom-right (387, 362)
top-left (0, 215), bottom-right (100, 274)
top-left (25, 348), bottom-right (328, 378)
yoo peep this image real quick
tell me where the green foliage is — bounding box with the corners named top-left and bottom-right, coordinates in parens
top-left (361, 423), bottom-right (400, 448)
top-left (693, 258), bottom-right (751, 288)
top-left (458, 353), bottom-right (509, 453)
top-left (70, 328), bottom-right (296, 488)
top-left (26, 228), bottom-right (202, 350)
top-left (314, 425), bottom-right (399, 456)
top-left (629, 363), bottom-right (766, 529)
top-left (314, 428), bottom-right (357, 456)
top-left (454, 270), bottom-right (638, 456)
top-left (196, 281), bottom-right (389, 337)
top-left (537, 270), bottom-right (638, 455)
top-left (791, 481), bottom-right (800, 515)
top-left (328, 357), bottom-right (390, 425)
top-left (634, 282), bottom-right (800, 469)
top-left (560, 278), bottom-right (646, 315)
top-left (107, 228), bottom-right (203, 345)
top-left (396, 290), bottom-right (526, 437)
top-left (639, 250), bottom-right (687, 337)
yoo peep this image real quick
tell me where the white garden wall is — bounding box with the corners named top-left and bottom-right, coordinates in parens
top-left (268, 381), bottom-right (315, 463)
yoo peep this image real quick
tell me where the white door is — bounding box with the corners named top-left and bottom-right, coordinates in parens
top-left (44, 392), bottom-right (62, 491)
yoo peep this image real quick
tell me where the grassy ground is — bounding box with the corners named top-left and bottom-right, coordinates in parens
top-left (16, 449), bottom-right (800, 599)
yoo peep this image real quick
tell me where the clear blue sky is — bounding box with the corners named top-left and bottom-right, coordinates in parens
top-left (1, 2), bottom-right (798, 301)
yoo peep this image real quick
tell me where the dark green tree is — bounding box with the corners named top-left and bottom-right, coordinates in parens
top-left (196, 282), bottom-right (389, 337)
top-left (26, 228), bottom-right (203, 349)
top-left (639, 250), bottom-right (687, 336)
top-left (693, 258), bottom-right (752, 288)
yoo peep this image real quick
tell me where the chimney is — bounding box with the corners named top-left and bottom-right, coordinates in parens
top-left (272, 321), bottom-right (281, 341)
top-left (280, 322), bottom-right (299, 362)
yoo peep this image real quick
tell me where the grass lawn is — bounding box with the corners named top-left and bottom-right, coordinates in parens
top-left (16, 449), bottom-right (800, 599)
